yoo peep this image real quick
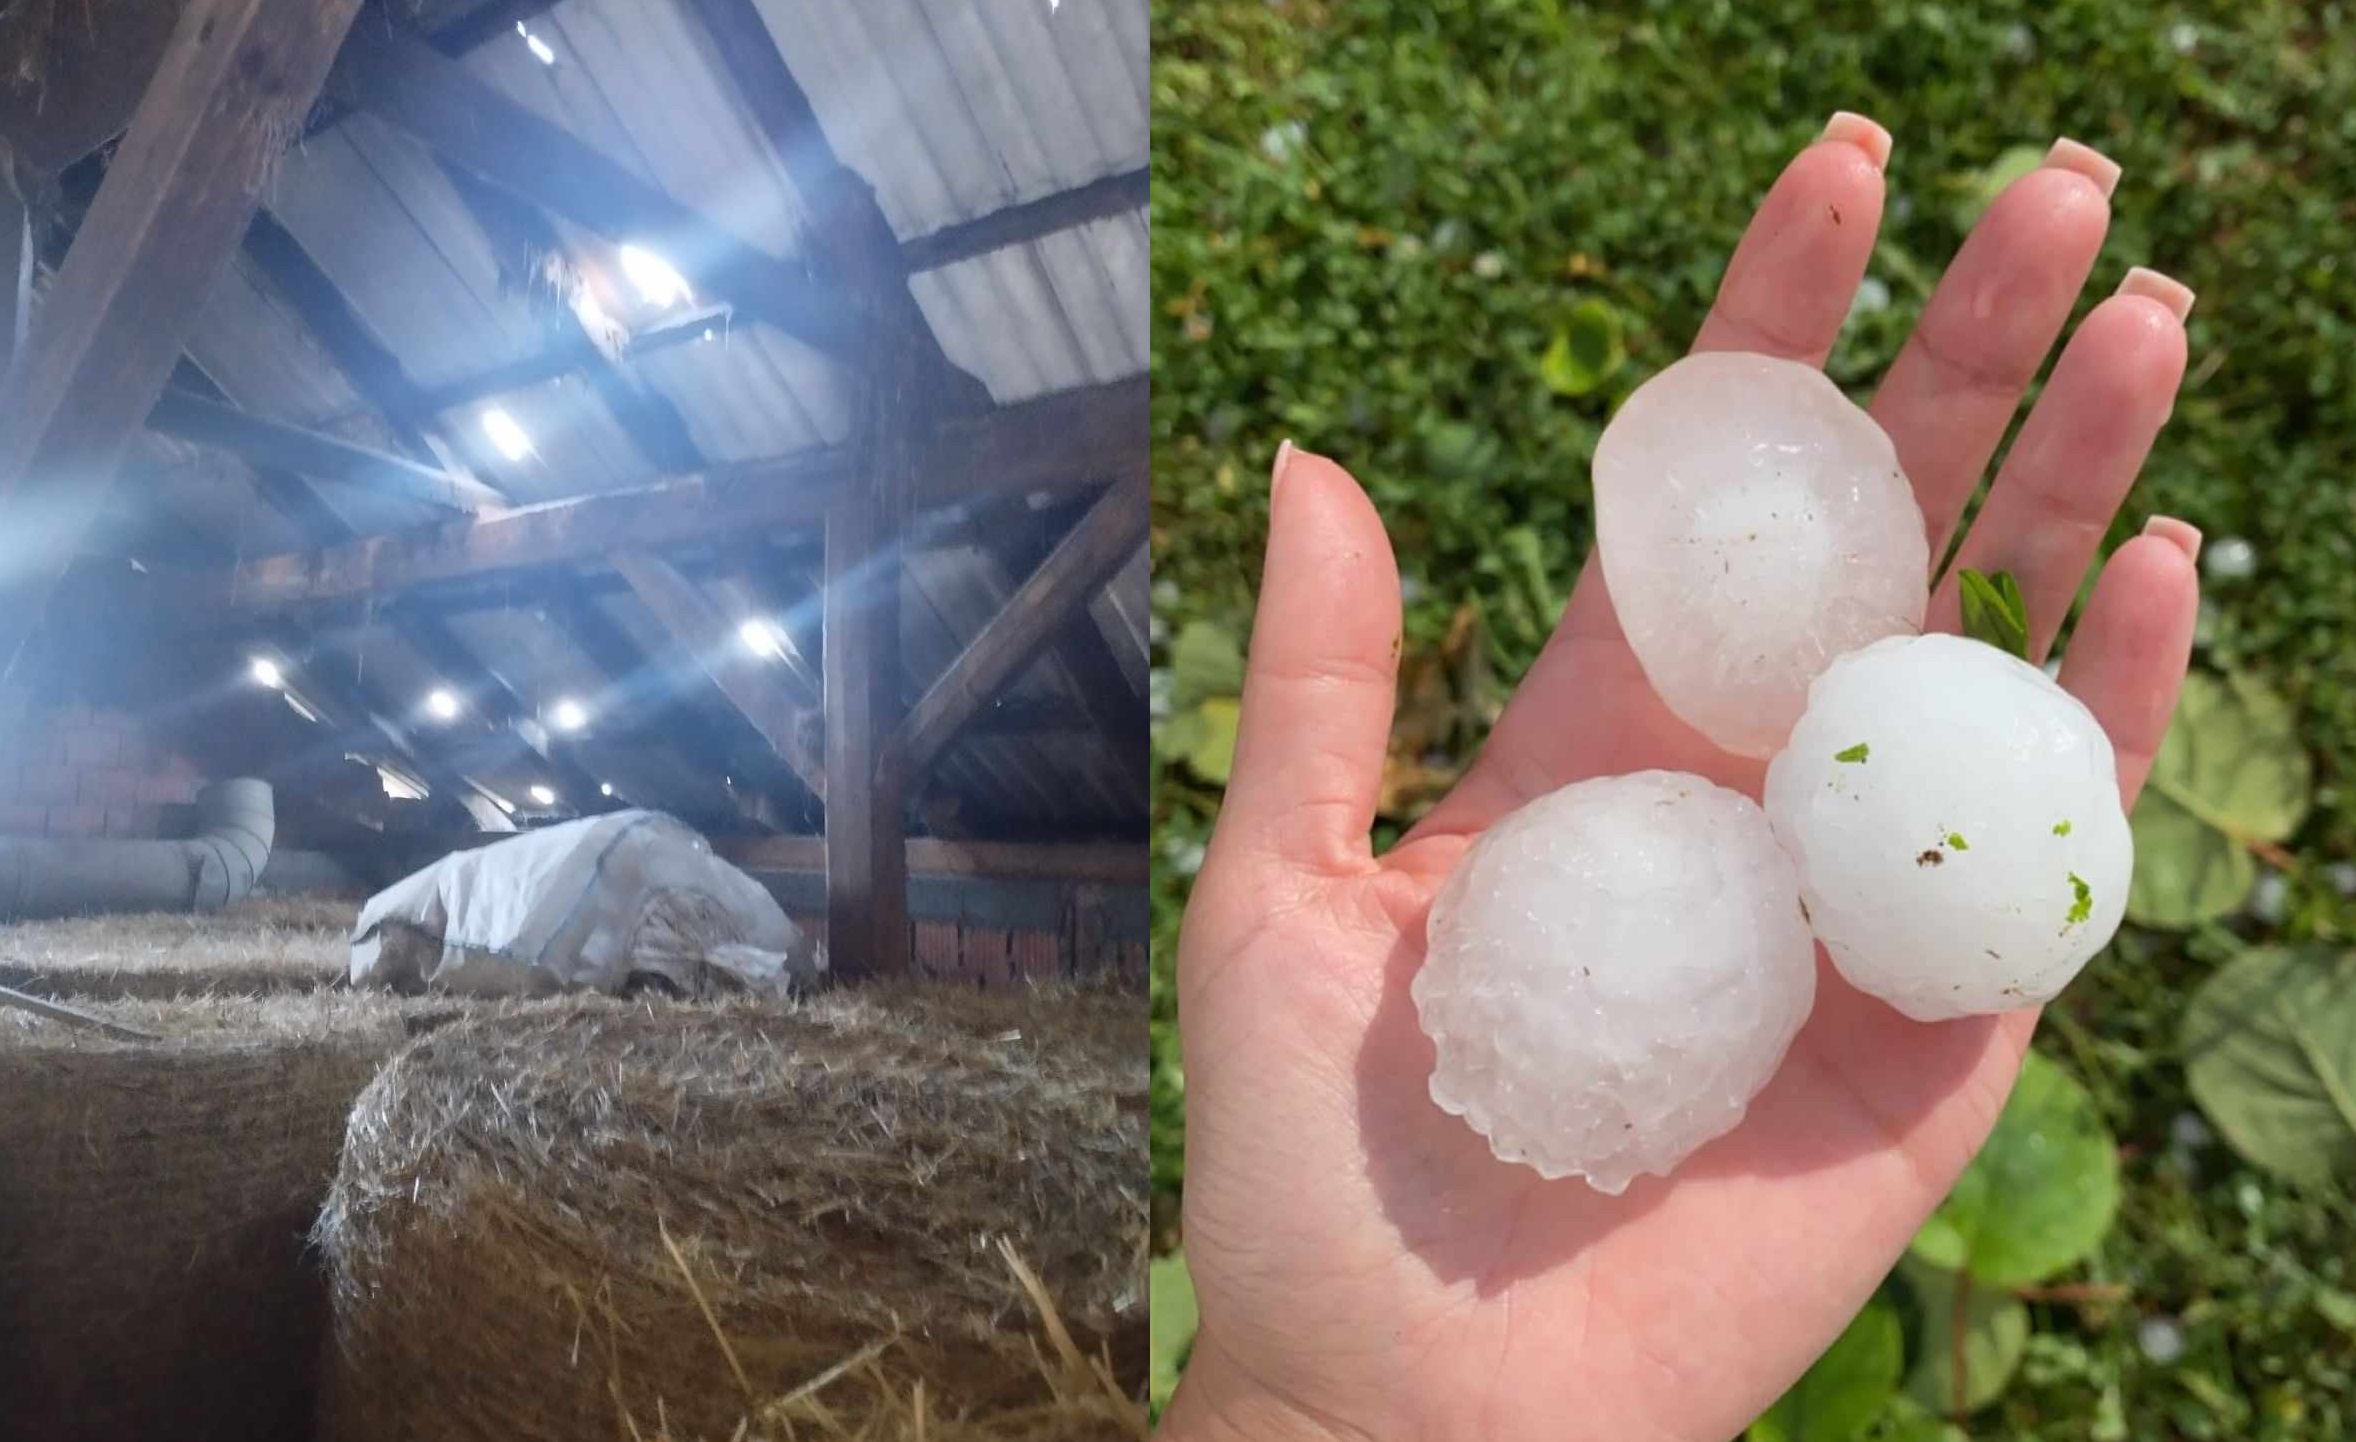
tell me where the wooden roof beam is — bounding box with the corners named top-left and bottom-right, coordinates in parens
top-left (146, 389), bottom-right (506, 513)
top-left (164, 378), bottom-right (1136, 611)
top-left (0, 0), bottom-right (365, 681)
top-left (165, 449), bottom-right (849, 611)
top-left (884, 470), bottom-right (1149, 785)
top-left (902, 168), bottom-right (1150, 273)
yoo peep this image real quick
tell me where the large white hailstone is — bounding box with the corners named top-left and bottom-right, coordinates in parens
top-left (1412, 771), bottom-right (1817, 1193)
top-left (1593, 352), bottom-right (1930, 758)
top-left (1763, 634), bottom-right (2132, 1022)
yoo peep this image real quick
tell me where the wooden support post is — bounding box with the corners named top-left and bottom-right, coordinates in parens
top-left (0, 0), bottom-right (364, 680)
top-left (885, 472), bottom-right (1150, 782)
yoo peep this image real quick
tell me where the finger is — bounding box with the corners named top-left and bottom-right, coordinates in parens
top-left (2059, 526), bottom-right (2201, 806)
top-left (1930, 278), bottom-right (2192, 654)
top-left (1690, 113), bottom-right (1889, 364)
top-left (1871, 140), bottom-right (2119, 552)
top-left (1209, 443), bottom-right (1402, 879)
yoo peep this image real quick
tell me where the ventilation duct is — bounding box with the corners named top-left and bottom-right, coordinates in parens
top-left (0, 779), bottom-right (274, 921)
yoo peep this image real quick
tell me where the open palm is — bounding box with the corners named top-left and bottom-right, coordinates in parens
top-left (1165, 118), bottom-right (2201, 1442)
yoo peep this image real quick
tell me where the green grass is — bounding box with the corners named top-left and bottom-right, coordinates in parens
top-left (1150, 1), bottom-right (2356, 1435)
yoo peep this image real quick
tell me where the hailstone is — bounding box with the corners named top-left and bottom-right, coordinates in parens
top-left (1593, 352), bottom-right (1930, 758)
top-left (1412, 771), bottom-right (1817, 1192)
top-left (1763, 634), bottom-right (2131, 1022)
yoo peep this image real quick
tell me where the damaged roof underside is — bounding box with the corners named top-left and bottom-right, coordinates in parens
top-left (16, 0), bottom-right (1148, 845)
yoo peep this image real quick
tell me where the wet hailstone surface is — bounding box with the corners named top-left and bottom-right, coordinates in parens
top-left (1764, 634), bottom-right (2133, 1022)
top-left (1593, 352), bottom-right (1929, 758)
top-left (1412, 771), bottom-right (1817, 1193)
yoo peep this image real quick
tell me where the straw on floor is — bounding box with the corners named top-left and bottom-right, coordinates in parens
top-left (0, 893), bottom-right (358, 999)
top-left (0, 992), bottom-right (418, 1442)
top-left (316, 985), bottom-right (1149, 1441)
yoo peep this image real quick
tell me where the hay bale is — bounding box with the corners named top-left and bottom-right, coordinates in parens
top-left (0, 992), bottom-right (421, 1442)
top-left (318, 987), bottom-right (1149, 1441)
top-left (0, 894), bottom-right (358, 999)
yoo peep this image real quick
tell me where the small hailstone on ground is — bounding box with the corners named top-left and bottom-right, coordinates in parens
top-left (2248, 869), bottom-right (2290, 923)
top-left (2138, 1316), bottom-right (2187, 1365)
top-left (2203, 535), bottom-right (2256, 581)
top-left (1764, 634), bottom-right (2132, 1021)
top-left (1593, 352), bottom-right (1929, 759)
top-left (1412, 771), bottom-right (1816, 1193)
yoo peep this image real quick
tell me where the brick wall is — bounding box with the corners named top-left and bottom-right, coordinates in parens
top-left (786, 882), bottom-right (1150, 990)
top-left (0, 704), bottom-right (203, 840)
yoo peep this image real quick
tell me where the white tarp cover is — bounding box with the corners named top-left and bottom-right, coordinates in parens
top-left (350, 810), bottom-right (824, 997)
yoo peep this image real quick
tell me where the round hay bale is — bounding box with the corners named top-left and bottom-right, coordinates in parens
top-left (0, 894), bottom-right (358, 1000)
top-left (0, 992), bottom-right (421, 1442)
top-left (318, 988), bottom-right (1149, 1441)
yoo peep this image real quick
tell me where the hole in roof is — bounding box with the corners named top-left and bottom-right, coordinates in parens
top-left (481, 407), bottom-right (534, 462)
top-left (738, 617), bottom-right (789, 660)
top-left (619, 245), bottom-right (694, 309)
top-left (517, 21), bottom-right (556, 65)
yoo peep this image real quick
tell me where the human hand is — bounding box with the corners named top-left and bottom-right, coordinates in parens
top-left (1163, 115), bottom-right (2200, 1442)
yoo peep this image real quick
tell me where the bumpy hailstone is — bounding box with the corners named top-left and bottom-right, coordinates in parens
top-left (1763, 634), bottom-right (2132, 1022)
top-left (1412, 771), bottom-right (1817, 1193)
top-left (1593, 352), bottom-right (1929, 758)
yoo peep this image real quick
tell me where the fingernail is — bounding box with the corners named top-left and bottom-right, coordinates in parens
top-left (2042, 138), bottom-right (2121, 198)
top-left (1821, 111), bottom-right (1892, 170)
top-left (2142, 515), bottom-right (2202, 563)
top-left (1272, 438), bottom-right (1298, 500)
top-left (2116, 266), bottom-right (2196, 323)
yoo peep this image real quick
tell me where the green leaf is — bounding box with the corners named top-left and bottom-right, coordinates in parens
top-left (1901, 1258), bottom-right (2029, 1417)
top-left (1836, 743), bottom-right (1871, 764)
top-left (1149, 1251), bottom-right (1200, 1417)
top-left (1170, 621), bottom-right (1246, 709)
top-left (1949, 144), bottom-right (2048, 231)
top-left (2129, 672), bottom-right (2312, 928)
top-left (2181, 945), bottom-right (2356, 1187)
top-left (1956, 569), bottom-right (2029, 660)
top-left (1871, 1396), bottom-right (1971, 1442)
top-left (1748, 1299), bottom-right (1903, 1442)
top-left (1539, 298), bottom-right (1626, 397)
top-left (1174, 698), bottom-right (1241, 784)
top-left (1909, 1051), bottom-right (2119, 1286)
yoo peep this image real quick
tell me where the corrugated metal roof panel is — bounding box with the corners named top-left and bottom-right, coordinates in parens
top-left (467, 0), bottom-right (814, 261)
top-left (909, 208), bottom-right (1147, 402)
top-left (437, 378), bottom-right (657, 501)
top-left (185, 255), bottom-right (367, 428)
top-left (630, 324), bottom-right (850, 461)
top-left (751, 0), bottom-right (1147, 238)
top-left (268, 118), bottom-right (544, 390)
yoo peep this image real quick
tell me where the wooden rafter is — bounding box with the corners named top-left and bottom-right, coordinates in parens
top-left (886, 471), bottom-right (1150, 784)
top-left (902, 168), bottom-right (1150, 272)
top-left (0, 0), bottom-right (365, 679)
top-left (147, 389), bottom-right (504, 513)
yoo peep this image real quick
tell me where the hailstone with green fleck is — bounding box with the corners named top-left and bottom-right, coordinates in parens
top-left (1763, 633), bottom-right (2132, 1021)
top-left (1412, 771), bottom-right (1817, 1192)
top-left (1593, 352), bottom-right (1929, 759)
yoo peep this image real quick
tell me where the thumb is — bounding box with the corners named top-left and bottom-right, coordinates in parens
top-left (1206, 443), bottom-right (1402, 881)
